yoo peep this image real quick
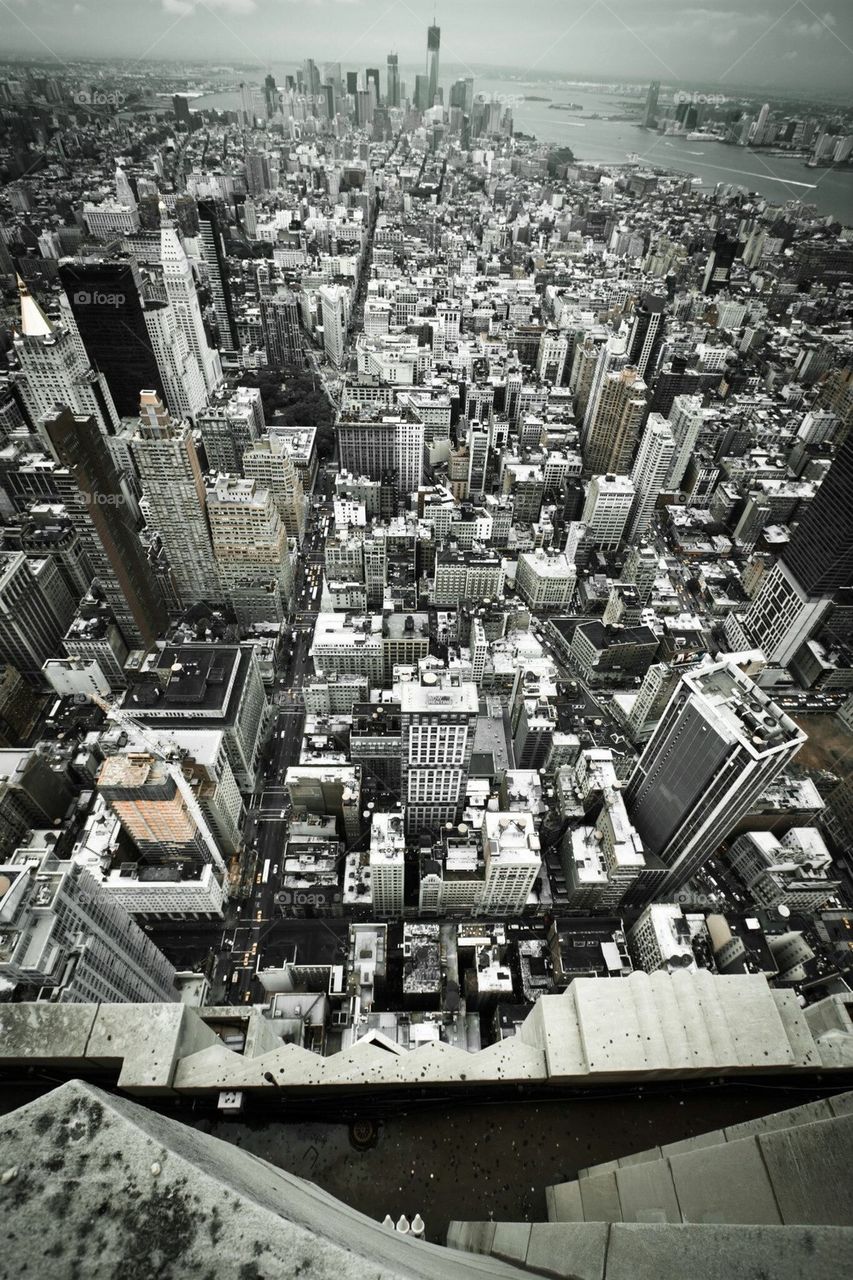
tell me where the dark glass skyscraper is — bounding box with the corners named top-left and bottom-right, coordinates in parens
top-left (782, 431), bottom-right (853, 595)
top-left (58, 259), bottom-right (164, 418)
top-left (197, 200), bottom-right (238, 354)
top-left (386, 52), bottom-right (400, 108)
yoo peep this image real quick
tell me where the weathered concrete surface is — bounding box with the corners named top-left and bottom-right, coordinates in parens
top-left (758, 1114), bottom-right (853, 1226)
top-left (0, 1081), bottom-right (532, 1280)
top-left (668, 1137), bottom-right (783, 1225)
top-left (526, 1221), bottom-right (609, 1280)
top-left (605, 1223), bottom-right (853, 1280)
top-left (614, 1160), bottom-right (682, 1224)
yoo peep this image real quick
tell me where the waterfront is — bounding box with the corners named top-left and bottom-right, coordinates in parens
top-left (194, 75), bottom-right (853, 224)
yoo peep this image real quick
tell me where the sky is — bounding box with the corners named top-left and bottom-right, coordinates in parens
top-left (1, 0), bottom-right (852, 97)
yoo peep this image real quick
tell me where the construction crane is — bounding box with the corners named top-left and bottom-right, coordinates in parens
top-left (88, 692), bottom-right (228, 877)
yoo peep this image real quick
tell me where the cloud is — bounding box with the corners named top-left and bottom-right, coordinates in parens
top-left (161, 0), bottom-right (258, 15)
top-left (791, 12), bottom-right (838, 37)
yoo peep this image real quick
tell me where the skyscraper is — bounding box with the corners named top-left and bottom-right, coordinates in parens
top-left (130, 391), bottom-right (220, 607)
top-left (58, 259), bottom-right (165, 418)
top-left (0, 838), bottom-right (178, 1002)
top-left (159, 217), bottom-right (222, 396)
top-left (368, 812), bottom-right (405, 915)
top-left (426, 23), bottom-right (441, 108)
top-left (581, 473), bottom-right (636, 550)
top-left (583, 365), bottom-right (648, 475)
top-left (702, 231), bottom-right (738, 295)
top-left (260, 289), bottom-right (303, 369)
top-left (642, 80), bottom-right (660, 129)
top-left (666, 394), bottom-right (704, 490)
top-left (207, 476), bottom-right (292, 625)
top-left (627, 294), bottom-right (666, 380)
top-left (319, 284), bottom-right (348, 367)
top-left (386, 52), bottom-right (400, 108)
top-left (627, 415), bottom-right (675, 543)
top-left (13, 277), bottom-right (119, 439)
top-left (625, 662), bottom-right (806, 901)
top-left (366, 67), bottom-right (381, 106)
top-left (0, 550), bottom-right (76, 681)
top-left (781, 431), bottom-right (853, 596)
top-left (45, 408), bottom-right (168, 650)
top-left (197, 200), bottom-right (238, 354)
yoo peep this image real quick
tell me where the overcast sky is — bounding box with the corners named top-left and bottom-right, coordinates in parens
top-left (2, 0), bottom-right (852, 95)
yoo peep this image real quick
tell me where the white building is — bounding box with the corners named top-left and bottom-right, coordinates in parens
top-left (629, 902), bottom-right (709, 973)
top-left (42, 656), bottom-right (111, 698)
top-left (319, 283), bottom-right (348, 367)
top-left (398, 672), bottom-right (479, 835)
top-left (627, 414), bottom-right (675, 543)
top-left (516, 550), bottom-right (576, 608)
top-left (582, 473), bottom-right (636, 550)
top-left (481, 811), bottom-right (541, 914)
top-left (368, 812), bottom-right (405, 916)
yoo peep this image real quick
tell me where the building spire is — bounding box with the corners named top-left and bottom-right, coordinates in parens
top-left (16, 275), bottom-right (54, 338)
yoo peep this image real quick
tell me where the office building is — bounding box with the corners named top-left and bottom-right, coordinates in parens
top-left (516, 550), bottom-right (576, 608)
top-left (242, 435), bottom-right (306, 542)
top-left (581, 473), bottom-right (635, 550)
top-left (583, 365), bottom-right (648, 476)
top-left (627, 294), bottom-right (666, 379)
top-left (260, 289), bottom-right (303, 369)
top-left (782, 431), bottom-right (853, 596)
top-left (63, 598), bottom-right (129, 691)
top-left (337, 416), bottom-right (424, 496)
top-left (666, 394), bottom-right (704, 490)
top-left (367, 812), bottom-right (405, 915)
top-left (741, 560), bottom-right (832, 666)
top-left (197, 200), bottom-right (238, 353)
top-left (0, 833), bottom-right (177, 1002)
top-left (726, 828), bottom-right (840, 912)
top-left (125, 645), bottom-right (269, 792)
top-left (627, 414), bottom-right (675, 543)
top-left (386, 52), bottom-right (400, 107)
top-left (625, 662), bottom-right (806, 900)
top-left (480, 811), bottom-right (541, 914)
top-left (426, 23), bottom-right (440, 106)
top-left (207, 476), bottom-right (292, 625)
top-left (0, 551), bottom-right (76, 681)
top-left (642, 80), bottom-right (660, 128)
top-left (130, 391), bottom-right (220, 607)
top-left (159, 220), bottom-right (222, 396)
top-left (13, 278), bottom-right (119, 438)
top-left (142, 298), bottom-right (209, 420)
top-left (319, 285), bottom-right (348, 367)
top-left (196, 386), bottom-right (264, 474)
top-left (398, 670), bottom-right (478, 835)
top-left (58, 259), bottom-right (164, 417)
top-left (45, 409), bottom-right (168, 650)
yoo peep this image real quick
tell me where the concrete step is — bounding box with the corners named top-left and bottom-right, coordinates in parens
top-left (548, 1111), bottom-right (853, 1228)
top-left (447, 1221), bottom-right (853, 1279)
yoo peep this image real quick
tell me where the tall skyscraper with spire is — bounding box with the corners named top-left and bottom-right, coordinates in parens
top-left (386, 52), bottom-right (400, 108)
top-left (13, 278), bottom-right (119, 439)
top-left (159, 209), bottom-right (222, 398)
top-left (426, 21), bottom-right (441, 108)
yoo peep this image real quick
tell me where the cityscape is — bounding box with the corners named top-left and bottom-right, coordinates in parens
top-left (0, 2), bottom-right (852, 1276)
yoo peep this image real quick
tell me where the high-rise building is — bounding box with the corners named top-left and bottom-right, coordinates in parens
top-left (582, 365), bottom-right (648, 475)
top-left (242, 434), bottom-right (306, 542)
top-left (196, 386), bottom-right (263, 474)
top-left (366, 67), bottom-right (380, 106)
top-left (13, 278), bottom-right (119, 439)
top-left (782, 432), bottom-right (853, 596)
top-left (702, 232), bottom-right (738, 295)
top-left (142, 299), bottom-right (208, 420)
top-left (260, 290), bottom-right (302, 369)
top-left (45, 408), bottom-right (168, 650)
top-left (386, 52), bottom-right (400, 108)
top-left (197, 200), bottom-right (238, 353)
top-left (621, 543), bottom-right (658, 607)
top-left (97, 752), bottom-right (228, 871)
top-left (581, 473), bottom-right (636, 550)
top-left (59, 260), bottom-right (165, 418)
top-left (337, 416), bottom-right (424, 497)
top-left (426, 23), bottom-right (441, 108)
top-left (398, 670), bottom-right (478, 836)
top-left (159, 219), bottom-right (222, 396)
top-left (207, 476), bottom-right (292, 625)
top-left (666, 394), bottom-right (704, 490)
top-left (625, 662), bottom-right (806, 901)
top-left (0, 550), bottom-right (76, 681)
top-left (368, 812), bottom-right (405, 915)
top-left (130, 392), bottom-right (220, 607)
top-left (627, 294), bottom-right (666, 380)
top-left (627, 415), bottom-right (675, 543)
top-left (642, 80), bottom-right (660, 128)
top-left (0, 834), bottom-right (178, 1002)
top-left (319, 284), bottom-right (348, 367)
